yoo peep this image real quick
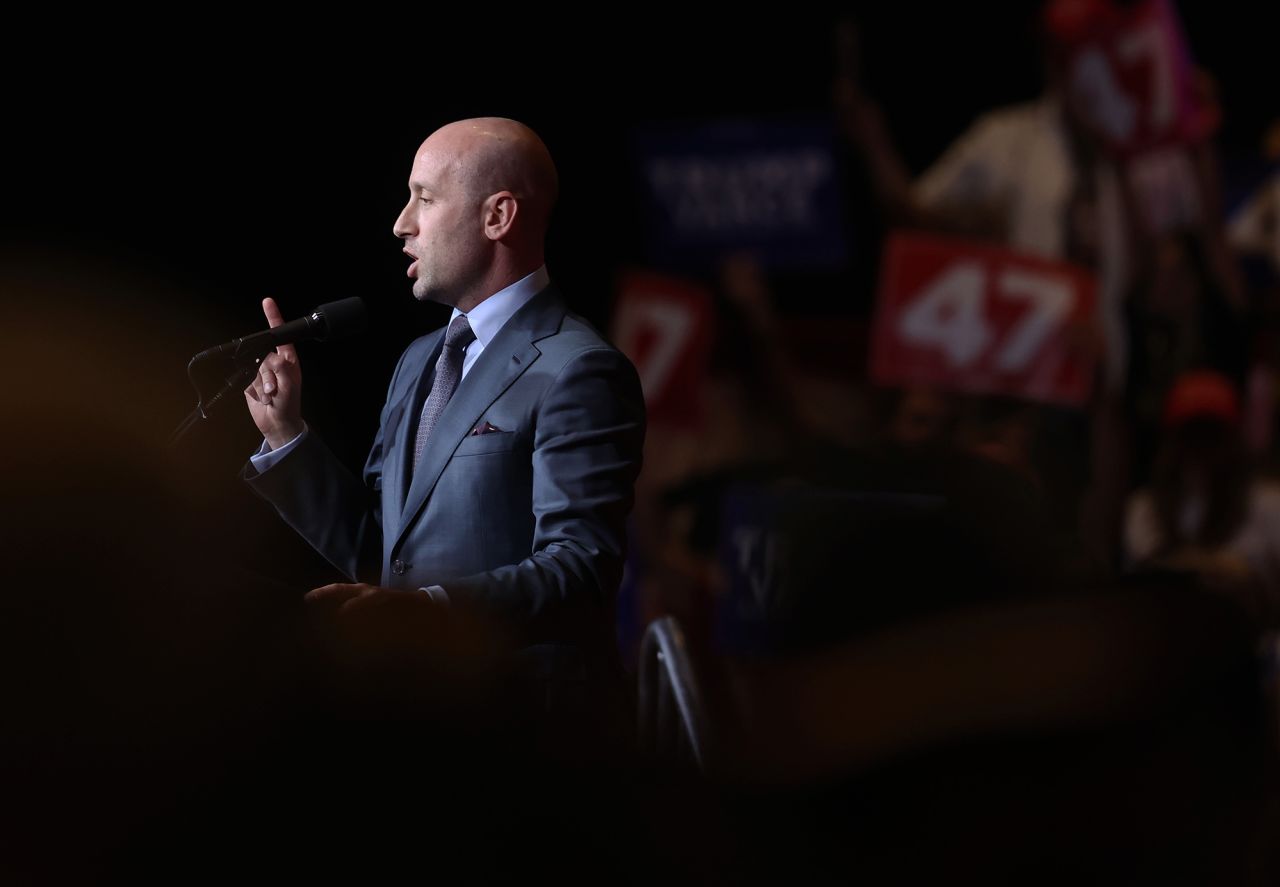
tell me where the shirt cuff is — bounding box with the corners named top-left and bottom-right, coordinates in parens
top-left (249, 425), bottom-right (308, 472)
top-left (418, 585), bottom-right (450, 607)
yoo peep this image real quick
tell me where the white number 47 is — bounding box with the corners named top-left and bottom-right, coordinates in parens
top-left (898, 261), bottom-right (1074, 372)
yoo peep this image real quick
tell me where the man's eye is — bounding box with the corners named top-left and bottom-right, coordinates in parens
top-left (420, 197), bottom-right (431, 205)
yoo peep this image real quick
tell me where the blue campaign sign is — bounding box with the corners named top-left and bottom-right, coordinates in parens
top-left (633, 118), bottom-right (848, 270)
top-left (716, 479), bottom-right (947, 656)
top-left (716, 481), bottom-right (786, 656)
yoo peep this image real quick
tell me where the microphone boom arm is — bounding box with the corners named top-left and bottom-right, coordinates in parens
top-left (169, 297), bottom-right (364, 447)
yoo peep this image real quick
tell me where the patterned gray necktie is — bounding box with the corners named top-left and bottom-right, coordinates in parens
top-left (413, 314), bottom-right (476, 472)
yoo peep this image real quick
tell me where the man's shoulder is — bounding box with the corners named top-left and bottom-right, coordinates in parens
top-left (537, 309), bottom-right (633, 373)
top-left (549, 309), bottom-right (613, 349)
top-left (950, 97), bottom-right (1061, 161)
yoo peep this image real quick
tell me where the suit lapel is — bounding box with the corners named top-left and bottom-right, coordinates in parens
top-left (393, 286), bottom-right (566, 552)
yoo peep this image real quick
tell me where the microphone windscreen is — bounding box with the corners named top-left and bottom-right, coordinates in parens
top-left (316, 297), bottom-right (367, 340)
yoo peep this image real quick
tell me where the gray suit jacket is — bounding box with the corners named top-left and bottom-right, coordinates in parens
top-left (244, 285), bottom-right (645, 648)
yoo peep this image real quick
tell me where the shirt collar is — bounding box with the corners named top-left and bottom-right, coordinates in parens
top-left (450, 265), bottom-right (549, 348)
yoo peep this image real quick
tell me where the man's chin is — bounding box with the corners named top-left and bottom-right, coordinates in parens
top-left (412, 283), bottom-right (453, 308)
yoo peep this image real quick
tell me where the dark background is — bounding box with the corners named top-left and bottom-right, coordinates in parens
top-left (3, 7), bottom-right (1271, 536)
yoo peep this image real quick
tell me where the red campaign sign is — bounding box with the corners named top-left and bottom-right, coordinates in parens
top-left (611, 271), bottom-right (714, 426)
top-left (1048, 0), bottom-right (1218, 155)
top-left (871, 232), bottom-right (1098, 407)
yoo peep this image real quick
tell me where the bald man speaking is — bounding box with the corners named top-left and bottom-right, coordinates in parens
top-left (241, 118), bottom-right (645, 706)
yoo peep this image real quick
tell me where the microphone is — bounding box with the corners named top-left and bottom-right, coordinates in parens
top-left (191, 297), bottom-right (367, 364)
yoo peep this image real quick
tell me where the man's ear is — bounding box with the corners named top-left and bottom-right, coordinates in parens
top-left (483, 191), bottom-right (518, 242)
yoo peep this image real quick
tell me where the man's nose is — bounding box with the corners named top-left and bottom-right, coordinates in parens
top-left (392, 201), bottom-right (415, 239)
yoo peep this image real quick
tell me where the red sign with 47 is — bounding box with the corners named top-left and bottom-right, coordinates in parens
top-left (871, 232), bottom-right (1099, 406)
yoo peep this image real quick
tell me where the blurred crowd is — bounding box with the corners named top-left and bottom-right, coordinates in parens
top-left (628, 3), bottom-right (1280, 646)
top-left (616, 4), bottom-right (1280, 880)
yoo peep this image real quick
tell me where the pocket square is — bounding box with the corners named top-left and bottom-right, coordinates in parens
top-left (469, 421), bottom-right (504, 436)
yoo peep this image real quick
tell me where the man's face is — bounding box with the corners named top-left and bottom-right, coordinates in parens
top-left (393, 137), bottom-right (487, 307)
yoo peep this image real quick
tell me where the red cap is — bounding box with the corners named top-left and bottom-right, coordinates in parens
top-left (1162, 370), bottom-right (1240, 428)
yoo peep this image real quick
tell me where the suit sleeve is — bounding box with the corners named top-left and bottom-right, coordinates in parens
top-left (442, 347), bottom-right (646, 640)
top-left (241, 348), bottom-right (411, 583)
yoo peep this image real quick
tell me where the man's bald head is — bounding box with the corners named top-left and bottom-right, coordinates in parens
top-left (394, 118), bottom-right (559, 309)
top-left (423, 117), bottom-right (559, 239)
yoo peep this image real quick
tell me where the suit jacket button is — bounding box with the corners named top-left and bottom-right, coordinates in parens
top-left (392, 559), bottom-right (407, 575)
